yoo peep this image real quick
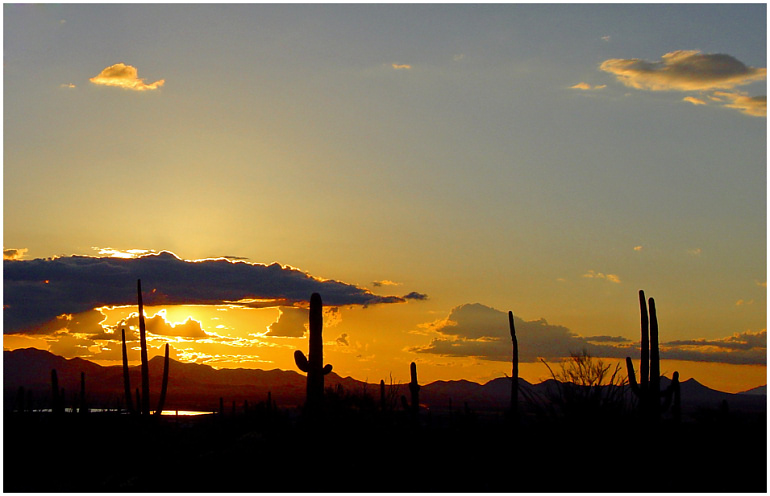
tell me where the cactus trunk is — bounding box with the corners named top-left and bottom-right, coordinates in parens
top-left (137, 279), bottom-right (150, 416)
top-left (121, 328), bottom-right (135, 414)
top-left (294, 293), bottom-right (333, 417)
top-left (155, 343), bottom-right (170, 416)
top-left (508, 311), bottom-right (519, 418)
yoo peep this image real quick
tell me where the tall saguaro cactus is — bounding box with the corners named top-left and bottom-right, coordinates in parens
top-left (294, 293), bottom-right (333, 415)
top-left (508, 311), bottom-right (519, 418)
top-left (137, 279), bottom-right (151, 416)
top-left (625, 290), bottom-right (680, 421)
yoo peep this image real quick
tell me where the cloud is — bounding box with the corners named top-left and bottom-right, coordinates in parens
top-left (633, 246), bottom-right (643, 252)
top-left (582, 270), bottom-right (621, 284)
top-left (89, 63), bottom-right (165, 91)
top-left (336, 333), bottom-right (349, 346)
top-left (662, 330), bottom-right (766, 365)
top-left (570, 82), bottom-right (606, 91)
top-left (688, 248), bottom-right (702, 256)
top-left (410, 303), bottom-right (629, 362)
top-left (715, 91), bottom-right (767, 117)
top-left (3, 251), bottom-right (409, 334)
top-left (600, 50), bottom-right (766, 92)
top-left (391, 63), bottom-right (412, 70)
top-left (410, 302), bottom-right (766, 365)
top-left (373, 280), bottom-right (401, 287)
top-left (683, 96), bottom-right (707, 106)
top-left (265, 307), bottom-right (308, 338)
top-left (4, 248), bottom-right (28, 260)
top-left (601, 35), bottom-right (611, 42)
top-left (403, 291), bottom-right (429, 301)
top-left (60, 83), bottom-right (76, 89)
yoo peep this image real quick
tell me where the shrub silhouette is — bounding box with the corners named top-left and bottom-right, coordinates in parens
top-left (294, 293), bottom-right (333, 417)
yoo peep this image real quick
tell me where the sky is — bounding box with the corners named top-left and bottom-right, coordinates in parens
top-left (3, 3), bottom-right (767, 393)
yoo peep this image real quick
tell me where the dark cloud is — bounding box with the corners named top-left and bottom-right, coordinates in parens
top-left (403, 292), bottom-right (429, 301)
top-left (411, 303), bottom-right (766, 365)
top-left (4, 252), bottom-right (408, 334)
top-left (336, 333), bottom-right (349, 346)
top-left (264, 307), bottom-right (308, 338)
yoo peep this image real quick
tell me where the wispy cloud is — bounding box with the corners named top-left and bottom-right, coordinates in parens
top-left (683, 96), bottom-right (707, 106)
top-left (391, 63), bottom-right (412, 70)
top-left (633, 246), bottom-right (643, 251)
top-left (570, 82), bottom-right (606, 91)
top-left (3, 251), bottom-right (411, 334)
top-left (373, 280), bottom-right (401, 287)
top-left (60, 83), bottom-right (76, 89)
top-left (715, 91), bottom-right (767, 117)
top-left (582, 270), bottom-right (621, 284)
top-left (89, 63), bottom-right (165, 91)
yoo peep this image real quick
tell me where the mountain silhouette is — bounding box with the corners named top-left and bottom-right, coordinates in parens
top-left (3, 348), bottom-right (765, 414)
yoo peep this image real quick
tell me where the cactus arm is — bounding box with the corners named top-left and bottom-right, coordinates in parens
top-left (155, 343), bottom-right (170, 416)
top-left (322, 364), bottom-right (333, 375)
top-left (121, 328), bottom-right (135, 414)
top-left (137, 280), bottom-right (150, 416)
top-left (625, 357), bottom-right (640, 396)
top-left (294, 350), bottom-right (309, 372)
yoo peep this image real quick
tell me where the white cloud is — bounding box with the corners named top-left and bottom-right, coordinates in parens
top-left (583, 270), bottom-right (621, 283)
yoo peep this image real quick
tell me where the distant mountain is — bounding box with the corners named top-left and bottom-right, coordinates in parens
top-left (3, 348), bottom-right (766, 414)
top-left (739, 385), bottom-right (767, 395)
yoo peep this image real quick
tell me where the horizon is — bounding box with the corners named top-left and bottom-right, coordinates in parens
top-left (4, 4), bottom-right (767, 395)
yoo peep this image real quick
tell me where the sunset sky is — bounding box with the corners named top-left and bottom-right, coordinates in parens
top-left (4, 4), bottom-right (766, 393)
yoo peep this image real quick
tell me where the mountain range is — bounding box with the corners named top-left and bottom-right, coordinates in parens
top-left (3, 348), bottom-right (766, 414)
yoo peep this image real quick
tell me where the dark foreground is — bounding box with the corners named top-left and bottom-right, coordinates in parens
top-left (4, 405), bottom-right (766, 493)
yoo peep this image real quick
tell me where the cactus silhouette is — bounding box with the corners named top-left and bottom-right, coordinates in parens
top-left (51, 369), bottom-right (62, 415)
top-left (155, 343), bottom-right (170, 417)
top-left (121, 328), bottom-right (135, 414)
top-left (79, 372), bottom-right (86, 415)
top-left (508, 311), bottom-right (519, 419)
top-left (137, 280), bottom-right (151, 415)
top-left (625, 290), bottom-right (681, 421)
top-left (400, 362), bottom-right (420, 419)
top-left (294, 293), bottom-right (333, 415)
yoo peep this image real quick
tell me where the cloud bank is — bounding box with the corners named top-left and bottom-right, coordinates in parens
top-left (89, 63), bottom-right (165, 91)
top-left (3, 251), bottom-right (411, 334)
top-left (411, 303), bottom-right (766, 365)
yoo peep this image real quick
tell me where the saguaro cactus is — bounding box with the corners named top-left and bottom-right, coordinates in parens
top-left (294, 293), bottom-right (333, 415)
top-left (137, 280), bottom-right (151, 416)
top-left (79, 372), bottom-right (86, 415)
top-left (400, 362), bottom-right (420, 419)
top-left (51, 369), bottom-right (62, 415)
top-left (154, 343), bottom-right (170, 417)
top-left (508, 311), bottom-right (519, 418)
top-left (121, 328), bottom-right (135, 414)
top-left (625, 290), bottom-right (680, 421)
